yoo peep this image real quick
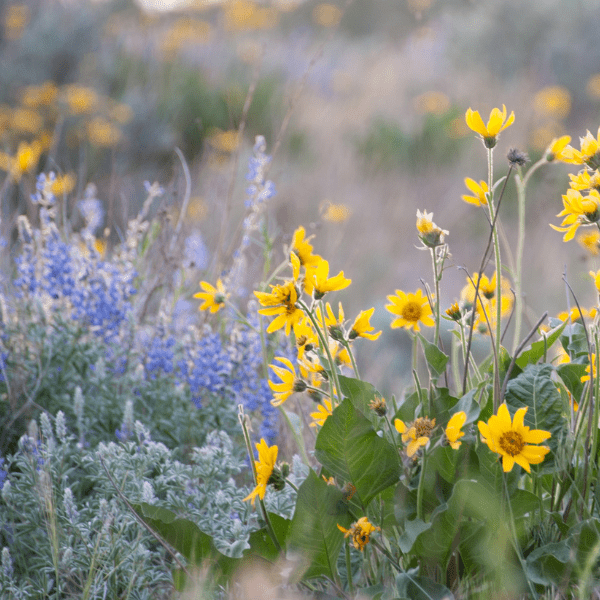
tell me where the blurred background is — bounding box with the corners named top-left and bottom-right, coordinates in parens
top-left (1, 0), bottom-right (600, 394)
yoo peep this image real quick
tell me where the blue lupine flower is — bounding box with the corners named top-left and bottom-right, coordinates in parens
top-left (0, 457), bottom-right (7, 490)
top-left (145, 335), bottom-right (176, 379)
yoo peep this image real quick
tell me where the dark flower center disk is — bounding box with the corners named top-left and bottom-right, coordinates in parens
top-left (499, 431), bottom-right (524, 456)
top-left (402, 301), bottom-right (422, 321)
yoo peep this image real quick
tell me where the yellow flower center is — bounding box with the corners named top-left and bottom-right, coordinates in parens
top-left (499, 430), bottom-right (524, 457)
top-left (401, 301), bottom-right (423, 322)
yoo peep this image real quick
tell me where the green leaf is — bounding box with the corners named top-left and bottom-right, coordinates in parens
top-left (452, 388), bottom-right (482, 424)
top-left (504, 363), bottom-right (564, 471)
top-left (510, 489), bottom-right (540, 519)
top-left (557, 362), bottom-right (587, 400)
top-left (395, 573), bottom-right (455, 600)
top-left (133, 503), bottom-right (239, 586)
top-left (559, 322), bottom-right (590, 359)
top-left (286, 469), bottom-right (350, 581)
top-left (418, 333), bottom-right (449, 379)
top-left (394, 390), bottom-right (420, 423)
top-left (515, 319), bottom-right (567, 369)
top-left (248, 513), bottom-right (291, 562)
top-left (526, 540), bottom-right (571, 585)
top-left (398, 518), bottom-right (432, 553)
top-left (338, 375), bottom-right (384, 428)
top-left (315, 398), bottom-right (401, 505)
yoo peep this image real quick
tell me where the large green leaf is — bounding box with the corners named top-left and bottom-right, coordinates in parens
top-left (133, 503), bottom-right (239, 587)
top-left (503, 363), bottom-right (564, 469)
top-left (338, 375), bottom-right (384, 428)
top-left (515, 319), bottom-right (567, 369)
top-left (557, 362), bottom-right (587, 401)
top-left (315, 398), bottom-right (401, 506)
top-left (526, 540), bottom-right (572, 585)
top-left (286, 469), bottom-right (351, 581)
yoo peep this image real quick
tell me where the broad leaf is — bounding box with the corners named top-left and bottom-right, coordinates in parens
top-left (338, 375), bottom-right (384, 428)
top-left (515, 319), bottom-right (567, 369)
top-left (504, 364), bottom-right (564, 469)
top-left (315, 398), bottom-right (401, 506)
top-left (418, 333), bottom-right (449, 379)
top-left (395, 573), bottom-right (455, 600)
top-left (286, 469), bottom-right (351, 581)
top-left (133, 503), bottom-right (239, 587)
top-left (248, 513), bottom-right (291, 562)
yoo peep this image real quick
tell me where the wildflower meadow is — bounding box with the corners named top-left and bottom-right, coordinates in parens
top-left (2, 1), bottom-right (600, 599)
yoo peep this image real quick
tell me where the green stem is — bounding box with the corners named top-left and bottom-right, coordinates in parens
top-left (343, 339), bottom-right (360, 379)
top-left (344, 538), bottom-right (355, 595)
top-left (298, 298), bottom-right (343, 406)
top-left (503, 472), bottom-right (539, 599)
top-left (416, 446), bottom-right (428, 521)
top-left (487, 147), bottom-right (502, 411)
top-left (430, 247), bottom-right (441, 346)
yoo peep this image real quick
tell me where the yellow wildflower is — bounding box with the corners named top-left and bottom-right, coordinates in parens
top-left (478, 403), bottom-right (551, 473)
top-left (445, 411), bottom-right (467, 449)
top-left (386, 289), bottom-right (434, 332)
top-left (550, 188), bottom-right (600, 242)
top-left (309, 257), bottom-right (351, 299)
top-left (269, 357), bottom-right (305, 406)
top-left (194, 279), bottom-right (229, 313)
top-left (310, 398), bottom-right (333, 427)
top-left (416, 209), bottom-right (448, 247)
top-left (395, 417), bottom-right (435, 457)
top-left (337, 517), bottom-right (380, 552)
top-left (562, 127), bottom-right (600, 169)
top-left (462, 178), bottom-right (489, 207)
top-left (578, 230), bottom-right (600, 255)
top-left (533, 86), bottom-right (571, 120)
top-left (581, 354), bottom-right (598, 383)
top-left (545, 135), bottom-right (572, 162)
top-left (244, 439), bottom-right (278, 506)
top-left (255, 281), bottom-right (303, 336)
top-left (465, 105), bottom-right (515, 148)
top-left (349, 308), bottom-right (381, 341)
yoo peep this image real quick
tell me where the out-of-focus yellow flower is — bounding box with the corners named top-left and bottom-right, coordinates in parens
top-left (445, 411), bottom-right (467, 450)
top-left (586, 74), bottom-right (600, 100)
top-left (310, 398), bottom-right (333, 427)
top-left (312, 3), bottom-right (342, 26)
top-left (224, 0), bottom-right (279, 31)
top-left (465, 105), bottom-right (514, 148)
top-left (533, 86), bottom-right (571, 119)
top-left (578, 230), bottom-right (600, 255)
top-left (581, 354), bottom-right (597, 383)
top-left (413, 91), bottom-right (450, 115)
top-left (294, 317), bottom-right (317, 361)
top-left (0, 140), bottom-right (43, 182)
top-left (187, 196), bottom-right (208, 221)
top-left (550, 188), bottom-right (600, 242)
top-left (556, 307), bottom-right (590, 323)
top-left (349, 308), bottom-right (381, 341)
top-left (5, 4), bottom-right (30, 39)
top-left (11, 108), bottom-right (43, 134)
top-left (109, 102), bottom-right (134, 125)
top-left (545, 135), bottom-right (572, 162)
top-left (194, 279), bottom-right (229, 313)
top-left (386, 289), bottom-right (434, 332)
top-left (590, 270), bottom-right (600, 294)
top-left (554, 346), bottom-right (570, 366)
top-left (445, 302), bottom-right (462, 321)
top-left (87, 118), bottom-right (121, 146)
top-left (161, 18), bottom-right (212, 55)
top-left (407, 0), bottom-right (432, 16)
top-left (21, 81), bottom-right (59, 109)
top-left (63, 85), bottom-right (98, 115)
top-left (321, 201), bottom-right (352, 223)
top-left (206, 128), bottom-right (240, 153)
top-left (447, 116), bottom-right (469, 139)
top-left (460, 271), bottom-right (512, 331)
top-left (51, 173), bottom-right (76, 196)
top-left (462, 178), bottom-right (488, 207)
